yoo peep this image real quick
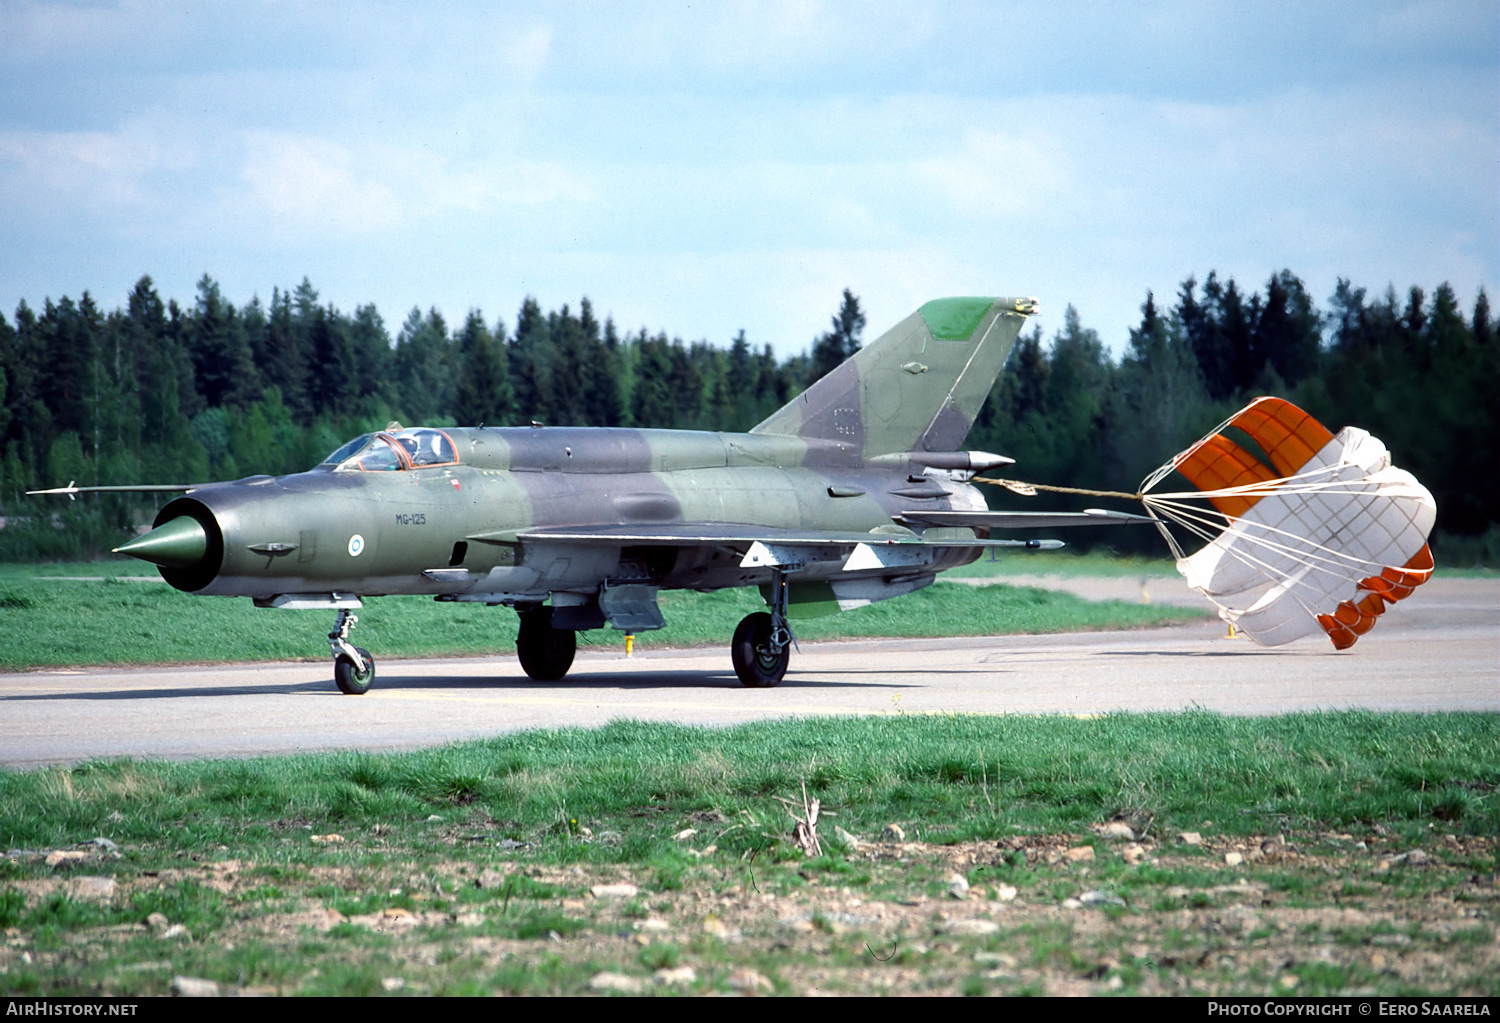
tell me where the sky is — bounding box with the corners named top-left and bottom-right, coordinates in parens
top-left (1, 0), bottom-right (1495, 357)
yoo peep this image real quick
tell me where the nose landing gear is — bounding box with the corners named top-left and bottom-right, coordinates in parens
top-left (330, 608), bottom-right (375, 695)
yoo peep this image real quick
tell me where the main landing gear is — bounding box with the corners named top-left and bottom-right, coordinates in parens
top-left (330, 608), bottom-right (375, 695)
top-left (731, 568), bottom-right (794, 688)
top-left (516, 605), bottom-right (577, 681)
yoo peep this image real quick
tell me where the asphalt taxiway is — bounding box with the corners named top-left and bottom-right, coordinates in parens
top-left (2, 578), bottom-right (1494, 767)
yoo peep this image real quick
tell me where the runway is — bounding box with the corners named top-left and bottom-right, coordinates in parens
top-left (2, 578), bottom-right (1494, 768)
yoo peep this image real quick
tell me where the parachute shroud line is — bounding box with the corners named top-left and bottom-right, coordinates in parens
top-left (1143, 398), bottom-right (1435, 649)
top-left (976, 397), bottom-right (1436, 650)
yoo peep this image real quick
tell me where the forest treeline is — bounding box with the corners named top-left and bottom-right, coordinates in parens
top-left (0, 271), bottom-right (1494, 562)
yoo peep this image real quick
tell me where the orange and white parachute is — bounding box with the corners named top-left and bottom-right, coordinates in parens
top-left (1140, 398), bottom-right (1435, 649)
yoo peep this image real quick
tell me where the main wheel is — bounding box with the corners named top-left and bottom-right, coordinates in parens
top-left (731, 612), bottom-right (789, 688)
top-left (516, 608), bottom-right (577, 681)
top-left (334, 646), bottom-right (375, 695)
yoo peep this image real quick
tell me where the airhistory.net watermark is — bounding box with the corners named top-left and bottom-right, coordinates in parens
top-left (5, 1006), bottom-right (137, 1017)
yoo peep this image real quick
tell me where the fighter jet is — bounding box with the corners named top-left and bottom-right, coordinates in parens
top-left (34, 296), bottom-right (1149, 694)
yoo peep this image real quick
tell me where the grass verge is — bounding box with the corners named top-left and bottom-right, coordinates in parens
top-left (1, 712), bottom-right (1495, 996)
top-left (0, 561), bottom-right (1207, 671)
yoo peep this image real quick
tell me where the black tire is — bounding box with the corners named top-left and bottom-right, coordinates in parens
top-left (334, 646), bottom-right (375, 695)
top-left (731, 612), bottom-right (789, 688)
top-left (517, 608), bottom-right (577, 681)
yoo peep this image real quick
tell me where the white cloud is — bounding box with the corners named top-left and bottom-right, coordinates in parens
top-left (237, 133), bottom-right (402, 235)
top-left (911, 128), bottom-right (1073, 222)
top-left (0, 123), bottom-right (193, 208)
top-left (496, 23), bottom-right (553, 83)
top-left (230, 127), bottom-right (601, 241)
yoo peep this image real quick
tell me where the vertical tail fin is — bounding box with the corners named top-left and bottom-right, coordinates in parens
top-left (752, 296), bottom-right (1037, 458)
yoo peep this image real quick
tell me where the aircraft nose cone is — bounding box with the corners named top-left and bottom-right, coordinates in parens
top-left (114, 515), bottom-right (208, 568)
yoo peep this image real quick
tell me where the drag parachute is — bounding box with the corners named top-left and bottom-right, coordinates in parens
top-left (1140, 398), bottom-right (1436, 650)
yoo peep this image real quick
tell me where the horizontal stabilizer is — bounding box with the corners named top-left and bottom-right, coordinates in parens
top-left (898, 508), bottom-right (1154, 530)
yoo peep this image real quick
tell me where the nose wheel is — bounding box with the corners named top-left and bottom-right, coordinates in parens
top-left (334, 646), bottom-right (375, 695)
top-left (330, 609), bottom-right (375, 695)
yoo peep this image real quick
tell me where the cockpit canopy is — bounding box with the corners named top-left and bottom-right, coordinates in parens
top-left (320, 428), bottom-right (459, 472)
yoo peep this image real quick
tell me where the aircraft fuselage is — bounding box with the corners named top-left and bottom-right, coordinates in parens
top-left (152, 425), bottom-right (985, 604)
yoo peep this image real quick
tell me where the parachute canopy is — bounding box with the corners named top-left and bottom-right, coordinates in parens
top-left (1140, 398), bottom-right (1435, 650)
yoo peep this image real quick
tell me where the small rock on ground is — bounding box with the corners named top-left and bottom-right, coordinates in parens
top-left (589, 972), bottom-right (645, 994)
top-left (835, 826), bottom-right (863, 848)
top-left (726, 968), bottom-right (773, 994)
top-left (701, 914), bottom-right (739, 938)
top-left (654, 966), bottom-right (696, 986)
top-left (1079, 890), bottom-right (1126, 907)
top-left (590, 883), bottom-right (639, 899)
top-left (171, 976), bottom-right (220, 997)
top-left (64, 876), bottom-right (116, 900)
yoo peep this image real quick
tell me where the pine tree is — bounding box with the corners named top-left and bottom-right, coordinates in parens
top-left (1108, 291), bottom-right (1212, 493)
top-left (808, 289), bottom-right (865, 385)
top-left (451, 310), bottom-right (512, 427)
top-left (36, 296), bottom-right (95, 439)
top-left (549, 304), bottom-right (590, 426)
top-left (0, 313), bottom-right (14, 503)
top-left (1044, 305), bottom-right (1112, 486)
top-left (1184, 273), bottom-right (1234, 400)
top-left (509, 297), bottom-right (552, 423)
top-left (348, 304), bottom-right (393, 404)
top-left (260, 288), bottom-right (309, 422)
top-left (1252, 270), bottom-right (1321, 387)
top-left (304, 305), bottom-right (356, 419)
top-left (393, 308), bottom-right (452, 423)
top-left (582, 304), bottom-right (626, 427)
top-left (186, 276), bottom-right (259, 409)
top-left (630, 330), bottom-right (676, 427)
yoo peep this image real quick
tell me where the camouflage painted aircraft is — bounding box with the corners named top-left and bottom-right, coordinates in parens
top-left (35, 296), bottom-right (1149, 694)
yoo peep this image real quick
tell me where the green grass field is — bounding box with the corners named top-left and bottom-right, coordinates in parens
top-left (4, 558), bottom-right (1491, 995)
top-left (1, 713), bottom-right (1495, 996)
top-left (0, 559), bottom-right (1208, 671)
